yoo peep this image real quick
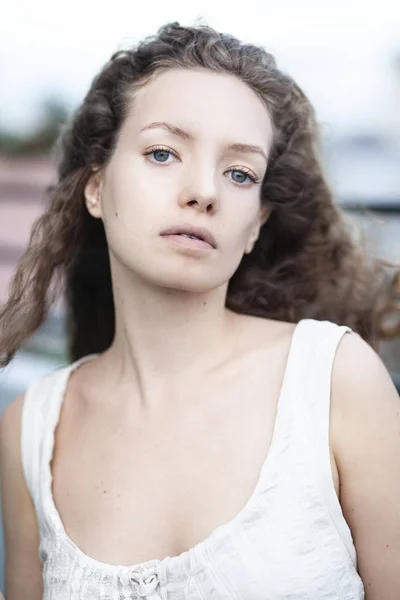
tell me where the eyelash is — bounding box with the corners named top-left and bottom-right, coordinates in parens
top-left (142, 146), bottom-right (261, 184)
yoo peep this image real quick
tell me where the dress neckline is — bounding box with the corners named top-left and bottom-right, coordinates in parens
top-left (41, 319), bottom-right (308, 576)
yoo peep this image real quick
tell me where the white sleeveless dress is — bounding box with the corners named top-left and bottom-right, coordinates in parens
top-left (21, 318), bottom-right (365, 599)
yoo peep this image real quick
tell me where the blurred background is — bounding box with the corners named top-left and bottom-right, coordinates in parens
top-left (0, 0), bottom-right (400, 592)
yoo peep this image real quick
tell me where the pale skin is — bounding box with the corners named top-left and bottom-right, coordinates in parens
top-left (0, 67), bottom-right (399, 599)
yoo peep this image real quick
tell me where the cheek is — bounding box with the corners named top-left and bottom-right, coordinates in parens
top-left (223, 200), bottom-right (260, 248)
top-left (102, 159), bottom-right (162, 224)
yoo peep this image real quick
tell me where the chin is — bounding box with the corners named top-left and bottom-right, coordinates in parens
top-left (155, 270), bottom-right (229, 294)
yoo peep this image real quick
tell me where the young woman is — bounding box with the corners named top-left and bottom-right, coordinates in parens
top-left (0, 22), bottom-right (399, 600)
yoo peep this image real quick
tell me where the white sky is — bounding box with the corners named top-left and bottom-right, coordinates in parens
top-left (1, 0), bottom-right (400, 137)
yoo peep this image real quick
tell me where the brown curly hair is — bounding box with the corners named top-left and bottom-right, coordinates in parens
top-left (0, 21), bottom-right (399, 367)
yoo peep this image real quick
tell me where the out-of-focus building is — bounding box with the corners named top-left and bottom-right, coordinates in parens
top-left (0, 153), bottom-right (66, 407)
top-left (319, 51), bottom-right (400, 371)
top-left (322, 132), bottom-right (400, 372)
top-left (0, 155), bottom-right (55, 302)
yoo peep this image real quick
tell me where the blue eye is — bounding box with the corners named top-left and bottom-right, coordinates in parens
top-left (144, 148), bottom-right (260, 184)
top-left (143, 146), bottom-right (177, 164)
top-left (152, 149), bottom-right (171, 162)
top-left (231, 170), bottom-right (249, 184)
top-left (227, 169), bottom-right (259, 184)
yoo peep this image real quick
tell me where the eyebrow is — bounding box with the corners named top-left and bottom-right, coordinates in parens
top-left (140, 121), bottom-right (268, 162)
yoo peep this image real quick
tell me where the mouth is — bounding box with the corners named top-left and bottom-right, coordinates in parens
top-left (160, 224), bottom-right (217, 250)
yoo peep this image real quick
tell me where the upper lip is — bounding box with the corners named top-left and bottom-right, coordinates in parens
top-left (160, 224), bottom-right (217, 248)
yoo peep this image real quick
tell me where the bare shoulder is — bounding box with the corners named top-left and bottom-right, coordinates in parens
top-left (330, 330), bottom-right (399, 474)
top-left (330, 331), bottom-right (400, 598)
top-left (0, 391), bottom-right (28, 503)
top-left (330, 331), bottom-right (399, 445)
top-left (0, 392), bottom-right (44, 599)
top-left (231, 312), bottom-right (297, 355)
top-left (0, 392), bottom-right (25, 460)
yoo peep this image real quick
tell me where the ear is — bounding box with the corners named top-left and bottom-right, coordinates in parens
top-left (259, 204), bottom-right (271, 227)
top-left (84, 168), bottom-right (103, 219)
top-left (244, 205), bottom-right (271, 255)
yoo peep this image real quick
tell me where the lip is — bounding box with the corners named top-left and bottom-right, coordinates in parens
top-left (160, 224), bottom-right (217, 249)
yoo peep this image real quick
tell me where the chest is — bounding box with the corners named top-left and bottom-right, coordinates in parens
top-left (51, 365), bottom-right (283, 566)
top-left (50, 352), bottom-right (340, 569)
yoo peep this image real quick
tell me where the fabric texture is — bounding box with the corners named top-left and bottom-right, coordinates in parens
top-left (21, 318), bottom-right (365, 599)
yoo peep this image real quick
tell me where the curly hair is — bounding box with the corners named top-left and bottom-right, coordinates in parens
top-left (0, 21), bottom-right (399, 367)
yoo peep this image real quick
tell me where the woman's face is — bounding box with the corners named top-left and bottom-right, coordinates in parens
top-left (85, 67), bottom-right (273, 292)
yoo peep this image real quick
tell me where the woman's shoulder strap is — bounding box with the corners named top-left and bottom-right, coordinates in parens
top-left (20, 364), bottom-right (71, 512)
top-left (278, 318), bottom-right (353, 402)
top-left (297, 318), bottom-right (358, 561)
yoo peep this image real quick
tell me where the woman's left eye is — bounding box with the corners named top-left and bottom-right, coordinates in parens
top-left (226, 169), bottom-right (259, 185)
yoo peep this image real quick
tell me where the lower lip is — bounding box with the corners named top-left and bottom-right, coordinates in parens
top-left (161, 234), bottom-right (214, 251)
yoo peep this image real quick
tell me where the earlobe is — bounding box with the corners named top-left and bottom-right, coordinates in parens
top-left (244, 207), bottom-right (270, 254)
top-left (244, 230), bottom-right (258, 255)
top-left (260, 204), bottom-right (271, 227)
top-left (84, 170), bottom-right (103, 219)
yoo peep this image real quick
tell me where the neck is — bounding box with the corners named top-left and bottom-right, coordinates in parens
top-left (103, 263), bottom-right (236, 403)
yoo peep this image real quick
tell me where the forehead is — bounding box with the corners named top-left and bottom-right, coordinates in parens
top-left (124, 68), bottom-right (273, 150)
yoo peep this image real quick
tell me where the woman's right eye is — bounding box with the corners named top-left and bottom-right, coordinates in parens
top-left (143, 147), bottom-right (178, 164)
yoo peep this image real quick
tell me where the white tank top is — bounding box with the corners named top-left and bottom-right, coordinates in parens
top-left (21, 318), bottom-right (365, 599)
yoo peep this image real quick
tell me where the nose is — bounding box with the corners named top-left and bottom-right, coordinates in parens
top-left (178, 163), bottom-right (218, 215)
